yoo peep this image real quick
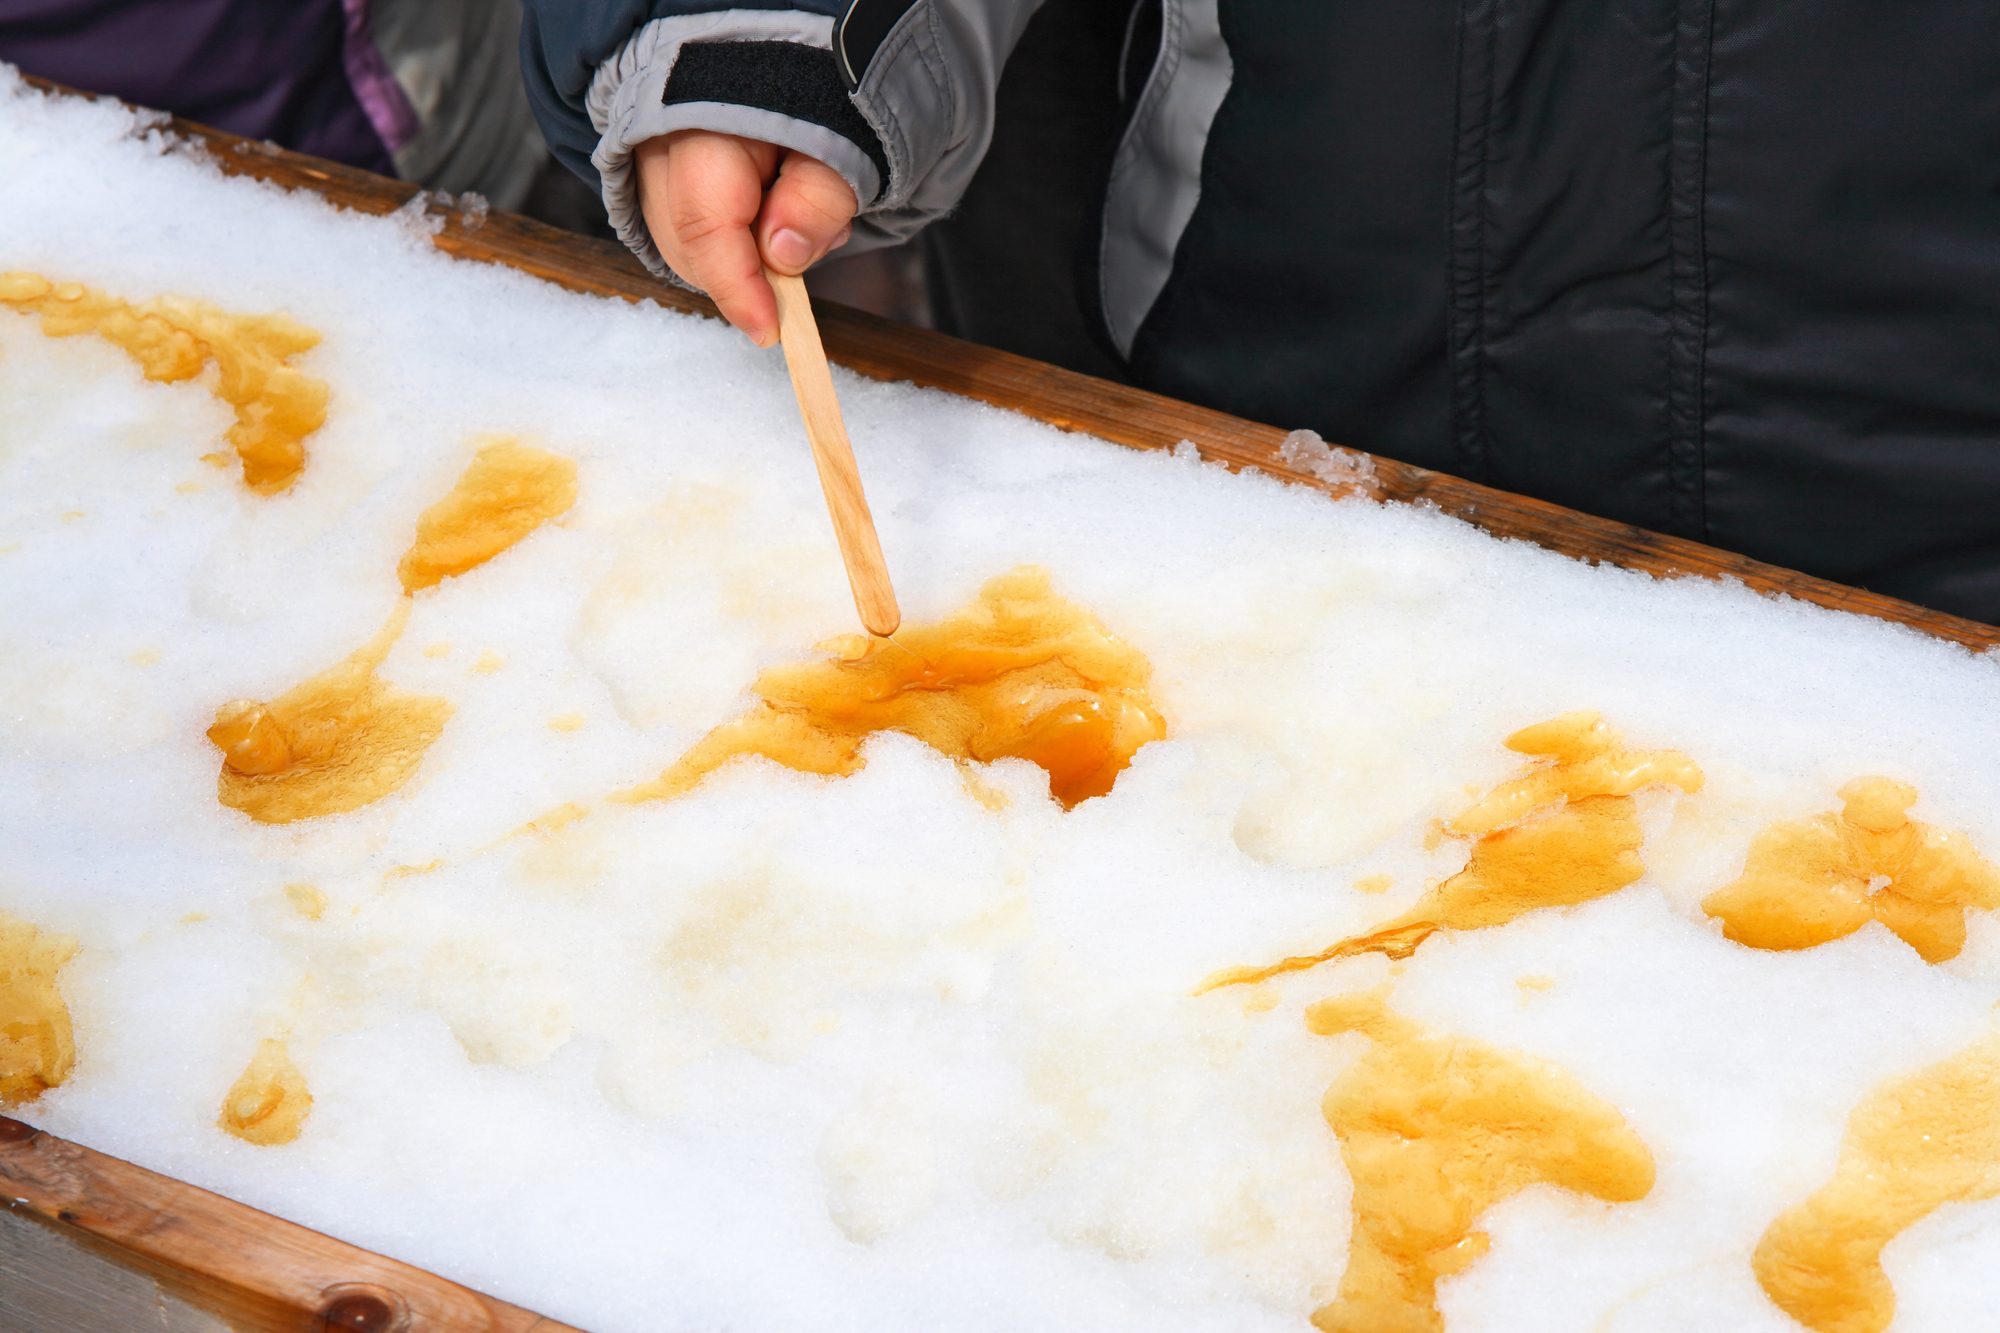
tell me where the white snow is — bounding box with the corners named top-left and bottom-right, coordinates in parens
top-left (2, 69), bottom-right (1999, 1333)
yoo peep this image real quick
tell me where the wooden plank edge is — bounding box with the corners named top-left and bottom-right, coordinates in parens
top-left (16, 72), bottom-right (1998, 652)
top-left (0, 1115), bottom-right (578, 1332)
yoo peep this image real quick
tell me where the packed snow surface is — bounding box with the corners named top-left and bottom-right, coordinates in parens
top-left (4, 72), bottom-right (2000, 1333)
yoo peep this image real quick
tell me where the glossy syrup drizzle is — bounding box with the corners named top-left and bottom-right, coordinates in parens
top-left (1307, 991), bottom-right (1655, 1332)
top-left (0, 271), bottom-right (327, 493)
top-left (205, 439), bottom-right (576, 822)
top-left (1754, 1029), bottom-right (2000, 1333)
top-left (1200, 713), bottom-right (1701, 991)
top-left (218, 1038), bottom-right (313, 1146)
top-left (208, 603), bottom-right (451, 824)
top-left (1704, 776), bottom-right (2000, 963)
top-left (397, 437), bottom-right (578, 593)
top-left (0, 911), bottom-right (78, 1107)
top-left (622, 567), bottom-right (1167, 809)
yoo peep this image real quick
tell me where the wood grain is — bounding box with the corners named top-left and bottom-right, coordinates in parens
top-left (0, 1115), bottom-right (578, 1332)
top-left (768, 269), bottom-right (901, 636)
top-left (5, 71), bottom-right (1999, 1333)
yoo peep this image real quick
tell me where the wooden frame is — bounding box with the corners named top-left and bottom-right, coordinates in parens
top-left (0, 1116), bottom-right (578, 1331)
top-left (4, 78), bottom-right (1996, 1333)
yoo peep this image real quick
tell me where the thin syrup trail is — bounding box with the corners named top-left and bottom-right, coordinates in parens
top-left (874, 631), bottom-right (922, 668)
top-left (1195, 713), bottom-right (1703, 994)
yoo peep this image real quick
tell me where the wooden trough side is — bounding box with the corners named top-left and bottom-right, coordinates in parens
top-left (0, 1115), bottom-right (578, 1332)
top-left (4, 76), bottom-right (1998, 1333)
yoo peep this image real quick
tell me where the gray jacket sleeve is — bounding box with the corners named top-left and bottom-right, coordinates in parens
top-left (519, 0), bottom-right (1047, 277)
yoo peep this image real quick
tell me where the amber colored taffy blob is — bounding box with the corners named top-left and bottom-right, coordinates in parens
top-left (207, 603), bottom-right (451, 824)
top-left (622, 567), bottom-right (1167, 809)
top-left (218, 1038), bottom-right (312, 1146)
top-left (397, 437), bottom-right (578, 592)
top-left (1200, 712), bottom-right (1701, 991)
top-left (1308, 992), bottom-right (1655, 1333)
top-left (1703, 777), bottom-right (2000, 964)
top-left (1754, 1030), bottom-right (2000, 1333)
top-left (0, 271), bottom-right (327, 494)
top-left (0, 911), bottom-right (79, 1107)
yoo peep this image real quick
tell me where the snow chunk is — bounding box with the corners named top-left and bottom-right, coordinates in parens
top-left (1276, 428), bottom-right (1378, 492)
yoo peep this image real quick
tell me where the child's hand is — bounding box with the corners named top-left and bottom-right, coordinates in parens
top-left (634, 130), bottom-right (858, 348)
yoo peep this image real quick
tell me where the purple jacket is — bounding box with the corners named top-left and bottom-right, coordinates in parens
top-left (0, 0), bottom-right (415, 173)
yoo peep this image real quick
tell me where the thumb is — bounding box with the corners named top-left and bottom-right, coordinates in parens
top-left (756, 151), bottom-right (859, 275)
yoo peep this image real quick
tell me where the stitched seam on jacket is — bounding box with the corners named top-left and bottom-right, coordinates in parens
top-left (1475, 18), bottom-right (1495, 476)
top-left (867, 35), bottom-right (916, 196)
top-left (1098, 0), bottom-right (1184, 347)
top-left (921, 1), bottom-right (956, 153)
top-left (1448, 0), bottom-right (1498, 481)
top-left (857, 0), bottom-right (941, 209)
top-left (1666, 0), bottom-right (1716, 537)
top-left (1693, 0), bottom-right (1715, 541)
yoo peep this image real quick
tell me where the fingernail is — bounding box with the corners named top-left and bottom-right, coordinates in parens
top-left (831, 225), bottom-right (852, 251)
top-left (767, 227), bottom-right (814, 272)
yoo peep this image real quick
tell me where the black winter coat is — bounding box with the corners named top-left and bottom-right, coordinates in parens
top-left (526, 0), bottom-right (2000, 623)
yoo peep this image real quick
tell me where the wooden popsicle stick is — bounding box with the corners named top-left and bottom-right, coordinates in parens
top-left (767, 269), bottom-right (902, 637)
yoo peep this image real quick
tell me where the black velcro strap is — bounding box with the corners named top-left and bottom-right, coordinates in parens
top-left (664, 41), bottom-right (889, 200)
top-left (835, 0), bottom-right (921, 91)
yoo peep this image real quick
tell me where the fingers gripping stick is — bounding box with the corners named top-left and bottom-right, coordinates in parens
top-left (767, 269), bottom-right (901, 637)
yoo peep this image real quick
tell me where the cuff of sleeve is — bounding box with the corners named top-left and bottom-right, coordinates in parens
top-left (587, 16), bottom-right (888, 280)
